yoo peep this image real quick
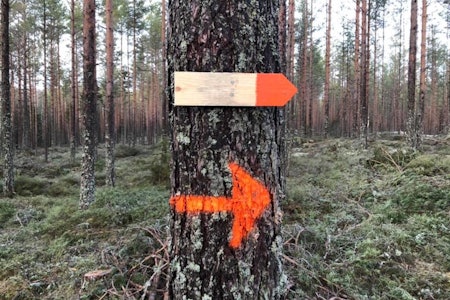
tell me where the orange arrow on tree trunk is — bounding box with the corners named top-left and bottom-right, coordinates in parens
top-left (169, 162), bottom-right (271, 248)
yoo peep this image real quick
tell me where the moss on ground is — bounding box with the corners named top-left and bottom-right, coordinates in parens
top-left (283, 137), bottom-right (450, 299)
top-left (1, 137), bottom-right (449, 299)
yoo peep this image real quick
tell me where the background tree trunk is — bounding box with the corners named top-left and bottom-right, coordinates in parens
top-left (43, 0), bottom-right (48, 162)
top-left (417, 0), bottom-right (427, 147)
top-left (70, 0), bottom-right (77, 162)
top-left (360, 0), bottom-right (369, 147)
top-left (22, 33), bottom-right (31, 150)
top-left (80, 0), bottom-right (97, 209)
top-left (407, 0), bottom-right (418, 149)
top-left (324, 0), bottom-right (332, 137)
top-left (168, 0), bottom-right (286, 298)
top-left (1, 0), bottom-right (14, 197)
top-left (353, 0), bottom-right (361, 137)
top-left (105, 0), bottom-right (115, 187)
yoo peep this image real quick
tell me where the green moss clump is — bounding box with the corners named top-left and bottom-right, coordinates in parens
top-left (115, 145), bottom-right (141, 158)
top-left (406, 154), bottom-right (450, 176)
top-left (15, 176), bottom-right (49, 196)
top-left (0, 201), bottom-right (15, 227)
top-left (368, 146), bottom-right (416, 170)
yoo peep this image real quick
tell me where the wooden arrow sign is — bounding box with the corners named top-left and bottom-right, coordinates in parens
top-left (174, 71), bottom-right (297, 107)
top-left (169, 162), bottom-right (271, 248)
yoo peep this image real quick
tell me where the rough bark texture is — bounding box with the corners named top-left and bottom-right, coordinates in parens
top-left (43, 0), bottom-right (48, 162)
top-left (353, 0), bottom-right (361, 137)
top-left (105, 0), bottom-right (115, 187)
top-left (161, 0), bottom-right (168, 133)
top-left (360, 0), bottom-right (369, 147)
top-left (278, 0), bottom-right (286, 74)
top-left (324, 0), bottom-right (331, 137)
top-left (417, 0), bottom-right (427, 148)
top-left (23, 34), bottom-right (31, 150)
top-left (168, 0), bottom-right (286, 298)
top-left (407, 0), bottom-right (418, 149)
top-left (1, 0), bottom-right (14, 197)
top-left (80, 0), bottom-right (97, 209)
top-left (70, 0), bottom-right (77, 162)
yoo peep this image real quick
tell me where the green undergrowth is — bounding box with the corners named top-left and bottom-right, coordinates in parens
top-left (283, 137), bottom-right (450, 299)
top-left (1, 137), bottom-right (449, 299)
top-left (1, 142), bottom-right (170, 299)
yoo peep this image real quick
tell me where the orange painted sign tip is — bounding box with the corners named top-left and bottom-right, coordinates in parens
top-left (169, 162), bottom-right (271, 248)
top-left (174, 71), bottom-right (297, 107)
top-left (256, 73), bottom-right (298, 107)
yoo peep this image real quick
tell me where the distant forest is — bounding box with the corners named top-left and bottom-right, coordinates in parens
top-left (0, 0), bottom-right (449, 153)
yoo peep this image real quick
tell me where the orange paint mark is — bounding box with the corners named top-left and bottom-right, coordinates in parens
top-left (169, 162), bottom-right (271, 248)
top-left (256, 73), bottom-right (298, 107)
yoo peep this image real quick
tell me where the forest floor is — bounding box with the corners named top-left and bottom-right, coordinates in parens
top-left (0, 135), bottom-right (449, 299)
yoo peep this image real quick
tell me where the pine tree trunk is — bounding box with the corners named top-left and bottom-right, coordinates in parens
top-left (70, 0), bottom-right (77, 162)
top-left (80, 0), bottom-right (97, 209)
top-left (286, 0), bottom-right (295, 130)
top-left (105, 0), bottom-right (115, 187)
top-left (360, 0), bottom-right (369, 147)
top-left (447, 51), bottom-right (450, 135)
top-left (279, 0), bottom-right (286, 75)
top-left (353, 0), bottom-right (361, 137)
top-left (324, 0), bottom-right (332, 137)
top-left (1, 0), bottom-right (14, 197)
top-left (168, 0), bottom-right (286, 298)
top-left (161, 0), bottom-right (168, 134)
top-left (43, 0), bottom-right (48, 162)
top-left (307, 0), bottom-right (313, 137)
top-left (417, 0), bottom-right (427, 145)
top-left (407, 0), bottom-right (418, 149)
top-left (23, 34), bottom-right (31, 150)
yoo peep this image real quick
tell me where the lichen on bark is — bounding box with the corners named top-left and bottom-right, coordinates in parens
top-left (79, 0), bottom-right (97, 209)
top-left (168, 0), bottom-right (286, 298)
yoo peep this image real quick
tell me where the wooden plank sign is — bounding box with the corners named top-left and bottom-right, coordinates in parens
top-left (174, 71), bottom-right (297, 107)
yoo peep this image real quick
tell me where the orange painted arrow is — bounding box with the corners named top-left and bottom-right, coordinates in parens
top-left (169, 162), bottom-right (271, 248)
top-left (174, 72), bottom-right (297, 107)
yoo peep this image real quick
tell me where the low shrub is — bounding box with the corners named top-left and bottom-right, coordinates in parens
top-left (393, 176), bottom-right (450, 214)
top-left (405, 154), bottom-right (450, 176)
top-left (115, 145), bottom-right (141, 158)
top-left (0, 201), bottom-right (15, 227)
top-left (367, 145), bottom-right (416, 170)
top-left (15, 176), bottom-right (49, 196)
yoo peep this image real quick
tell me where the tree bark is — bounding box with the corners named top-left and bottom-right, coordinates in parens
top-left (1, 0), bottom-right (14, 197)
top-left (43, 0), bottom-right (48, 161)
top-left (105, 0), bottom-right (115, 187)
top-left (80, 0), bottom-right (97, 209)
top-left (417, 0), bottom-right (427, 145)
top-left (286, 0), bottom-right (295, 130)
top-left (353, 0), bottom-right (361, 137)
top-left (300, 0), bottom-right (309, 135)
top-left (278, 0), bottom-right (286, 75)
top-left (407, 0), bottom-right (418, 149)
top-left (324, 0), bottom-right (332, 137)
top-left (168, 0), bottom-right (286, 298)
top-left (161, 0), bottom-right (168, 134)
top-left (70, 0), bottom-right (77, 162)
top-left (360, 0), bottom-right (369, 147)
top-left (23, 33), bottom-right (31, 150)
